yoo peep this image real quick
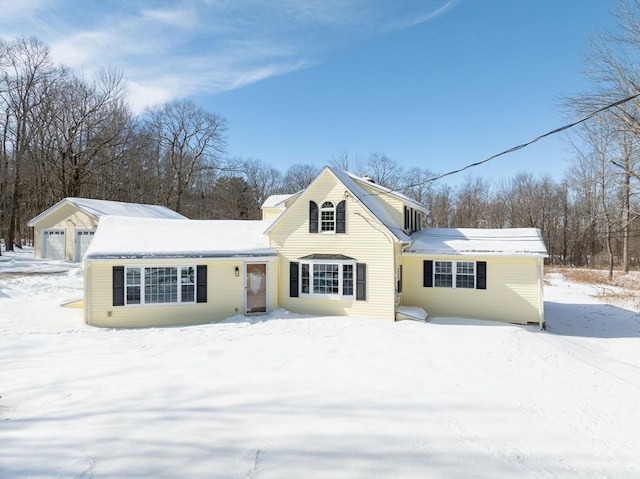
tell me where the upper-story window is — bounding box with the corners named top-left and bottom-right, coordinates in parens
top-left (310, 200), bottom-right (346, 234)
top-left (320, 201), bottom-right (335, 232)
top-left (404, 206), bottom-right (422, 233)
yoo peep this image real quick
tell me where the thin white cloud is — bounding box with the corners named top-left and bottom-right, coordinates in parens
top-left (1, 0), bottom-right (457, 113)
top-left (141, 6), bottom-right (198, 28)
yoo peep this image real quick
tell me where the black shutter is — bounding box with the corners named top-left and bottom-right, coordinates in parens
top-left (476, 261), bottom-right (487, 290)
top-left (336, 200), bottom-right (346, 233)
top-left (290, 262), bottom-right (299, 297)
top-left (113, 266), bottom-right (124, 306)
top-left (309, 201), bottom-right (318, 233)
top-left (197, 265), bottom-right (207, 303)
top-left (423, 260), bottom-right (433, 287)
top-left (356, 263), bottom-right (366, 301)
top-left (404, 206), bottom-right (409, 230)
top-left (397, 265), bottom-right (403, 293)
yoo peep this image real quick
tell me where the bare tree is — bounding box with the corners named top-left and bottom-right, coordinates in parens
top-left (0, 37), bottom-right (60, 252)
top-left (364, 152), bottom-right (404, 190)
top-left (41, 68), bottom-right (132, 198)
top-left (282, 163), bottom-right (320, 192)
top-left (143, 99), bottom-right (227, 214)
top-left (242, 158), bottom-right (283, 218)
top-left (564, 0), bottom-right (640, 271)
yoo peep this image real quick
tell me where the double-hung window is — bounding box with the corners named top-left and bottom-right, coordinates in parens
top-left (300, 261), bottom-right (354, 297)
top-left (125, 266), bottom-right (196, 305)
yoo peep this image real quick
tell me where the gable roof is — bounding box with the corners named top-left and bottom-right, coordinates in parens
top-left (405, 228), bottom-right (548, 257)
top-left (265, 166), bottom-right (424, 242)
top-left (342, 170), bottom-right (428, 213)
top-left (326, 166), bottom-right (414, 242)
top-left (85, 216), bottom-right (276, 259)
top-left (27, 197), bottom-right (186, 226)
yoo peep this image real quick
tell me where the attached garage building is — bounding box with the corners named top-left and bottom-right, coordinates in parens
top-left (27, 198), bottom-right (186, 262)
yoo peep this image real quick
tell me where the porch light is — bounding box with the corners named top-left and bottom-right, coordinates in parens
top-left (235, 266), bottom-right (240, 277)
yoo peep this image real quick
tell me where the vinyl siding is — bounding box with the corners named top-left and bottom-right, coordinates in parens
top-left (84, 257), bottom-right (277, 328)
top-left (402, 255), bottom-right (544, 324)
top-left (262, 207), bottom-right (285, 222)
top-left (268, 172), bottom-right (398, 320)
top-left (355, 181), bottom-right (406, 228)
top-left (31, 204), bottom-right (97, 261)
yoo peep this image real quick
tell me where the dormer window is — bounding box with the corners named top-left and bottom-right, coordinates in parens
top-left (320, 201), bottom-right (335, 232)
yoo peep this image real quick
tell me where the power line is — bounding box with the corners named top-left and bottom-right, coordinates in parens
top-left (367, 92), bottom-right (640, 196)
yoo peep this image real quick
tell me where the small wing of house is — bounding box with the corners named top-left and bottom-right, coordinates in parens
top-left (261, 193), bottom-right (301, 222)
top-left (83, 216), bottom-right (278, 328)
top-left (27, 197), bottom-right (186, 262)
top-left (402, 228), bottom-right (549, 326)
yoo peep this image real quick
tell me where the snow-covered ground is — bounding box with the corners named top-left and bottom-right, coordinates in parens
top-left (1, 249), bottom-right (639, 478)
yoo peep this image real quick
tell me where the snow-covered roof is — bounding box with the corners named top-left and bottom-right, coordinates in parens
top-left (343, 170), bottom-right (428, 213)
top-left (327, 166), bottom-right (412, 242)
top-left (28, 197), bottom-right (186, 226)
top-left (85, 216), bottom-right (276, 259)
top-left (261, 193), bottom-right (297, 209)
top-left (405, 228), bottom-right (548, 257)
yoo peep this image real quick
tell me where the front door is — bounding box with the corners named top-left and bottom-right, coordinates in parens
top-left (245, 263), bottom-right (267, 314)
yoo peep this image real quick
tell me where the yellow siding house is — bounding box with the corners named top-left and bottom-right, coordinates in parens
top-left (81, 166), bottom-right (548, 328)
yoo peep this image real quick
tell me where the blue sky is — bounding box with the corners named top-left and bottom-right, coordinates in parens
top-left (1, 0), bottom-right (618, 185)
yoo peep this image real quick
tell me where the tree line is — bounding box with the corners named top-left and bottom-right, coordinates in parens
top-left (1, 1), bottom-right (638, 272)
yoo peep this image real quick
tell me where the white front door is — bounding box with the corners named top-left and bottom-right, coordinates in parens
top-left (245, 263), bottom-right (267, 314)
top-left (43, 229), bottom-right (65, 260)
top-left (75, 229), bottom-right (96, 262)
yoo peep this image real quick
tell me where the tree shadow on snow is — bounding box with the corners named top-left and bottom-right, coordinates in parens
top-left (544, 301), bottom-right (640, 339)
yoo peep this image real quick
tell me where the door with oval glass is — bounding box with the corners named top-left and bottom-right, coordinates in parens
top-left (245, 263), bottom-right (267, 314)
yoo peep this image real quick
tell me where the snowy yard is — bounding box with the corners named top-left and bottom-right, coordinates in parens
top-left (1, 249), bottom-right (639, 478)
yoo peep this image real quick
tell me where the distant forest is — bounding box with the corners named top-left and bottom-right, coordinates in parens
top-left (1, 1), bottom-right (639, 272)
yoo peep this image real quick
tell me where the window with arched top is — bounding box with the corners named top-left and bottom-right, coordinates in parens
top-left (320, 201), bottom-right (335, 232)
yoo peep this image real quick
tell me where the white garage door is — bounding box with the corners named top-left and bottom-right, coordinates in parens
top-left (43, 230), bottom-right (65, 260)
top-left (75, 229), bottom-right (96, 262)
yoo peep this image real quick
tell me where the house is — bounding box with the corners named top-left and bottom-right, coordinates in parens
top-left (82, 166), bottom-right (548, 328)
top-left (27, 198), bottom-right (186, 262)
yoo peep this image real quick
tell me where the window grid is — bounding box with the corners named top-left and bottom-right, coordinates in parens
top-left (126, 268), bottom-right (141, 304)
top-left (342, 264), bottom-right (354, 296)
top-left (434, 261), bottom-right (453, 287)
top-left (313, 263), bottom-right (339, 294)
top-left (145, 267), bottom-right (177, 303)
top-left (181, 266), bottom-right (195, 302)
top-left (301, 264), bottom-right (310, 294)
top-left (320, 201), bottom-right (335, 232)
top-left (456, 261), bottom-right (475, 289)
